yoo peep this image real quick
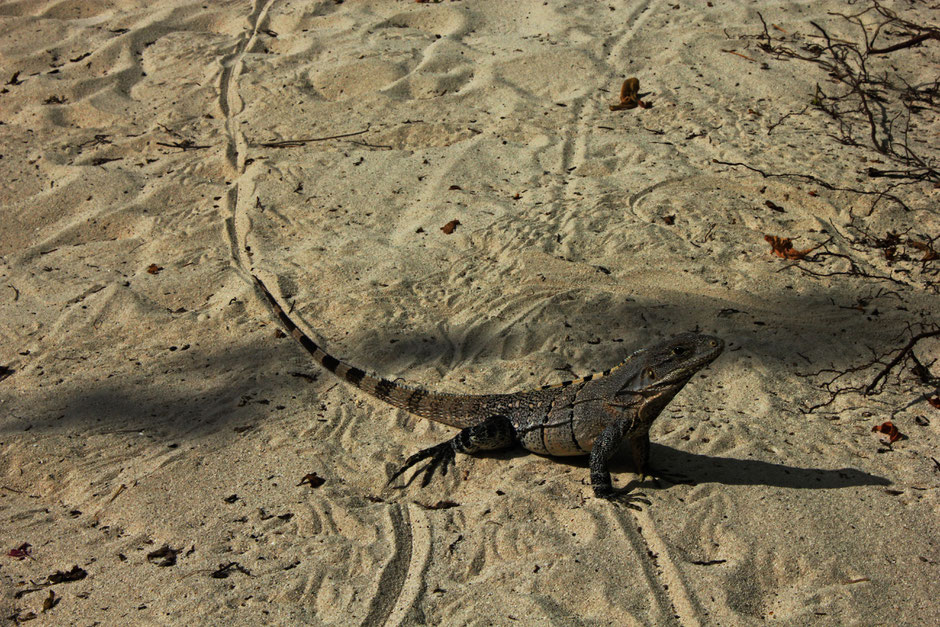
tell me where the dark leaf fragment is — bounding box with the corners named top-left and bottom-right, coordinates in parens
top-left (47, 566), bottom-right (87, 584)
top-left (146, 545), bottom-right (179, 567)
top-left (211, 562), bottom-right (251, 579)
top-left (298, 473), bottom-right (325, 488)
top-left (417, 500), bottom-right (459, 510)
top-left (42, 590), bottom-right (58, 612)
top-left (7, 542), bottom-right (31, 559)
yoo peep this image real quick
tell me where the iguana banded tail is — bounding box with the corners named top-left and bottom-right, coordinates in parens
top-left (252, 274), bottom-right (723, 503)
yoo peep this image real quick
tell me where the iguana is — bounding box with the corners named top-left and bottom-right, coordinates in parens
top-left (251, 274), bottom-right (723, 503)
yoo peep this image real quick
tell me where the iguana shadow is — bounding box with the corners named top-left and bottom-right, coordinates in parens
top-left (539, 443), bottom-right (890, 490)
top-left (637, 444), bottom-right (891, 489)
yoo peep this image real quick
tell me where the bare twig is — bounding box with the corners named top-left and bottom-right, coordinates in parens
top-left (156, 140), bottom-right (211, 151)
top-left (255, 127), bottom-right (370, 148)
top-left (865, 329), bottom-right (940, 395)
top-left (869, 32), bottom-right (939, 55)
top-left (751, 2), bottom-right (939, 189)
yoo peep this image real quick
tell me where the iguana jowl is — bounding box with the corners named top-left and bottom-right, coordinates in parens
top-left (252, 275), bottom-right (723, 502)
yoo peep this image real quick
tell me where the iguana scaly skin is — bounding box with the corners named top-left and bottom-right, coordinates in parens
top-left (252, 274), bottom-right (723, 503)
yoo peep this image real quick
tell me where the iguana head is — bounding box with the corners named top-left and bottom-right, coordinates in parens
top-left (629, 333), bottom-right (723, 389)
top-left (606, 333), bottom-right (724, 420)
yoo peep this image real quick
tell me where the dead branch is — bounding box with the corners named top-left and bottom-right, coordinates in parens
top-left (751, 1), bottom-right (939, 189)
top-left (254, 127), bottom-right (370, 148)
top-left (865, 329), bottom-right (940, 395)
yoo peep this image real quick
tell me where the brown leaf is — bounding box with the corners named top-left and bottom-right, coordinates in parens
top-left (42, 590), bottom-right (57, 612)
top-left (871, 421), bottom-right (903, 443)
top-left (610, 77), bottom-right (648, 110)
top-left (907, 240), bottom-right (938, 262)
top-left (7, 542), bottom-right (31, 559)
top-left (441, 219), bottom-right (460, 234)
top-left (662, 215), bottom-right (675, 225)
top-left (146, 263), bottom-right (162, 274)
top-left (764, 235), bottom-right (813, 260)
top-left (620, 77), bottom-right (638, 102)
top-left (146, 545), bottom-right (178, 567)
top-left (47, 566), bottom-right (87, 584)
top-left (928, 395), bottom-right (940, 410)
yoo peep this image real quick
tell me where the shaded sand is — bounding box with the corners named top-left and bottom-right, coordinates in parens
top-left (1, 0), bottom-right (938, 623)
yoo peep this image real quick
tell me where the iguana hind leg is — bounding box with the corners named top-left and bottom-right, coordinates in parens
top-left (388, 415), bottom-right (516, 488)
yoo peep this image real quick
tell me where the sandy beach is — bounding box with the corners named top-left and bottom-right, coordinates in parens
top-left (1, 0), bottom-right (938, 624)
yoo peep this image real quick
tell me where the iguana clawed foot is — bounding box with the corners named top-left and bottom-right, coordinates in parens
top-left (388, 441), bottom-right (456, 488)
top-left (593, 486), bottom-right (652, 511)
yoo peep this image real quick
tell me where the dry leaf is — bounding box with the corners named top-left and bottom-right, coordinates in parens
top-left (908, 241), bottom-right (938, 262)
top-left (7, 542), bottom-right (31, 559)
top-left (441, 219), bottom-right (460, 234)
top-left (871, 421), bottom-right (903, 443)
top-left (42, 591), bottom-right (57, 612)
top-left (298, 472), bottom-right (325, 488)
top-left (610, 77), bottom-right (648, 110)
top-left (47, 566), bottom-right (87, 584)
top-left (765, 235), bottom-right (814, 260)
top-left (146, 545), bottom-right (179, 567)
top-left (146, 263), bottom-right (162, 274)
top-left (928, 395), bottom-right (940, 410)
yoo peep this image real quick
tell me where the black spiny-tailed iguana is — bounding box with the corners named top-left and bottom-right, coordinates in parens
top-left (252, 274), bottom-right (723, 503)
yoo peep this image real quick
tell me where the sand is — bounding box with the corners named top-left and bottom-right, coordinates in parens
top-left (1, 0), bottom-right (938, 624)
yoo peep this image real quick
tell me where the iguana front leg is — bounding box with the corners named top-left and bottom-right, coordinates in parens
top-left (590, 420), bottom-right (651, 509)
top-left (388, 415), bottom-right (516, 488)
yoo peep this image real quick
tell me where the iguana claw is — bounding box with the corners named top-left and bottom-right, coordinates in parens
top-left (388, 442), bottom-right (456, 488)
top-left (593, 486), bottom-right (651, 511)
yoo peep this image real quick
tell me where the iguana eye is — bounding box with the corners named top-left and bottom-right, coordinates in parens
top-left (672, 346), bottom-right (685, 356)
top-left (645, 368), bottom-right (656, 379)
